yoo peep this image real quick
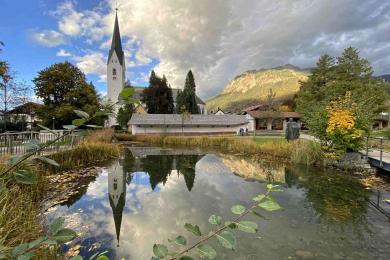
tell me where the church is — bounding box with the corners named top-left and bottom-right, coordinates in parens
top-left (106, 11), bottom-right (206, 127)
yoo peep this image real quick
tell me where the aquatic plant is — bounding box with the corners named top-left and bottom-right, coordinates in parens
top-left (150, 184), bottom-right (282, 260)
top-left (130, 135), bottom-right (324, 166)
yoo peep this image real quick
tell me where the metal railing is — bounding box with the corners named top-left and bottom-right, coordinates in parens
top-left (365, 136), bottom-right (390, 168)
top-left (0, 130), bottom-right (84, 155)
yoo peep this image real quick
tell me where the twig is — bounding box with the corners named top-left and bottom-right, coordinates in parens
top-left (170, 190), bottom-right (271, 259)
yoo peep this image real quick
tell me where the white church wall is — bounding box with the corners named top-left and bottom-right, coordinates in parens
top-left (107, 51), bottom-right (125, 126)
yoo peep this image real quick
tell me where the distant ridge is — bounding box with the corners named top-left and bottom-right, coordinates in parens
top-left (206, 64), bottom-right (309, 112)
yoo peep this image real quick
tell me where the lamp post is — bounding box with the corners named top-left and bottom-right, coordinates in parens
top-left (52, 116), bottom-right (55, 130)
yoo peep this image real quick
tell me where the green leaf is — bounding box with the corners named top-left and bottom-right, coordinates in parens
top-left (6, 155), bottom-right (23, 166)
top-left (258, 199), bottom-right (281, 211)
top-left (72, 118), bottom-right (86, 127)
top-left (28, 237), bottom-right (47, 249)
top-left (17, 252), bottom-right (35, 260)
top-left (96, 256), bottom-right (109, 260)
top-left (208, 215), bottom-right (222, 225)
top-left (37, 156), bottom-right (60, 167)
top-left (225, 221), bottom-right (237, 229)
top-left (13, 170), bottom-right (38, 185)
top-left (236, 221), bottom-right (258, 233)
top-left (70, 256), bottom-right (83, 260)
top-left (216, 230), bottom-right (237, 250)
top-left (53, 228), bottom-right (77, 243)
top-left (184, 223), bottom-right (202, 236)
top-left (120, 88), bottom-right (135, 98)
top-left (93, 111), bottom-right (108, 117)
top-left (11, 243), bottom-right (28, 257)
top-left (179, 256), bottom-right (194, 260)
top-left (197, 244), bottom-right (216, 259)
top-left (231, 205), bottom-right (246, 215)
top-left (253, 194), bottom-right (266, 202)
top-left (74, 110), bottom-right (90, 119)
top-left (48, 217), bottom-right (65, 235)
top-left (153, 244), bottom-right (168, 258)
top-left (173, 235), bottom-right (186, 246)
top-left (26, 139), bottom-right (41, 152)
top-left (63, 125), bottom-right (77, 130)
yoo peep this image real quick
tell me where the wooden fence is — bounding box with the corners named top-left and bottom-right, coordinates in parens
top-left (0, 130), bottom-right (84, 155)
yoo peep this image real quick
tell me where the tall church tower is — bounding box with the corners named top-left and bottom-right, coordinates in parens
top-left (107, 10), bottom-right (125, 126)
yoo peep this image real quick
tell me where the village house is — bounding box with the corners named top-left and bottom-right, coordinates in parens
top-left (242, 104), bottom-right (302, 131)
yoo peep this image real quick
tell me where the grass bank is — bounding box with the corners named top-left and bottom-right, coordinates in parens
top-left (0, 128), bottom-right (121, 257)
top-left (120, 134), bottom-right (323, 165)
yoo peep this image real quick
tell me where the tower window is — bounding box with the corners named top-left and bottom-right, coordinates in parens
top-left (112, 68), bottom-right (117, 76)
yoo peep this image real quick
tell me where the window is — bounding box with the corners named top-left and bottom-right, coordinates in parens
top-left (112, 68), bottom-right (117, 76)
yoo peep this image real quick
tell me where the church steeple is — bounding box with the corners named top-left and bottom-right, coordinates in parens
top-left (108, 10), bottom-right (124, 65)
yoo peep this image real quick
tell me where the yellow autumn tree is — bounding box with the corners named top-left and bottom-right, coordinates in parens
top-left (326, 92), bottom-right (365, 151)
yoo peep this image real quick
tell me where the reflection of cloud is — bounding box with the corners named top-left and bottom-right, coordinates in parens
top-left (46, 152), bottom-right (387, 259)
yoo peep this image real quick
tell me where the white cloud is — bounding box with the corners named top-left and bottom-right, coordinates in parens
top-left (45, 0), bottom-right (390, 99)
top-left (53, 0), bottom-right (106, 42)
top-left (30, 30), bottom-right (65, 47)
top-left (72, 51), bottom-right (107, 82)
top-left (56, 48), bottom-right (72, 57)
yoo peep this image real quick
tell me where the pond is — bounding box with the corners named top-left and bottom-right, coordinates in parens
top-left (46, 146), bottom-right (390, 259)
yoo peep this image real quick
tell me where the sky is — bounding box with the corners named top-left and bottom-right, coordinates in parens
top-left (0, 0), bottom-right (389, 100)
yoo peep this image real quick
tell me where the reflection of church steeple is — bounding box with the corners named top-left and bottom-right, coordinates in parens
top-left (108, 163), bottom-right (126, 247)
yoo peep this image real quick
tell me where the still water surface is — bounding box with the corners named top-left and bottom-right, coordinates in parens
top-left (47, 146), bottom-right (390, 259)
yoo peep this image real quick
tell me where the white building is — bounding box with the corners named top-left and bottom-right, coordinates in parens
top-left (128, 114), bottom-right (253, 134)
top-left (106, 11), bottom-right (125, 126)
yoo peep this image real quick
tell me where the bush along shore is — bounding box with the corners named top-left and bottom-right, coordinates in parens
top-left (119, 134), bottom-right (324, 166)
top-left (0, 129), bottom-right (121, 259)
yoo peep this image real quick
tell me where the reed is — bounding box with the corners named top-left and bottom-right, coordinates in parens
top-left (131, 135), bottom-right (324, 165)
top-left (42, 129), bottom-right (121, 173)
top-left (0, 158), bottom-right (56, 258)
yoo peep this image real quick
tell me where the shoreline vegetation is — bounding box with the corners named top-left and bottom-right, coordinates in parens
top-left (116, 133), bottom-right (324, 166)
top-left (0, 129), bottom-right (120, 258)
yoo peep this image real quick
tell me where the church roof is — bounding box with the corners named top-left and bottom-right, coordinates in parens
top-left (108, 12), bottom-right (124, 65)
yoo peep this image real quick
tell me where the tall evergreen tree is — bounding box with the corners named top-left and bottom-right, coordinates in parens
top-left (296, 47), bottom-right (389, 144)
top-left (142, 71), bottom-right (174, 114)
top-left (180, 70), bottom-right (199, 114)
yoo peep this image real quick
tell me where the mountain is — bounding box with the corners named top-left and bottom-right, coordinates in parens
top-left (206, 64), bottom-right (309, 112)
top-left (377, 74), bottom-right (390, 83)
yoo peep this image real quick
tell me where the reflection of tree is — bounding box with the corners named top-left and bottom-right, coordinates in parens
top-left (141, 155), bottom-right (175, 190)
top-left (292, 166), bottom-right (369, 223)
top-left (176, 155), bottom-right (199, 191)
top-left (120, 149), bottom-right (135, 184)
top-left (140, 154), bottom-right (202, 191)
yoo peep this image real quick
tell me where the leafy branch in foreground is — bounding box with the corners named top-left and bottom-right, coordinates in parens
top-left (0, 88), bottom-right (136, 259)
top-left (151, 184), bottom-right (282, 260)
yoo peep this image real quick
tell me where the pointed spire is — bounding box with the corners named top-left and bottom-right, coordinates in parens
top-left (108, 10), bottom-right (124, 65)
